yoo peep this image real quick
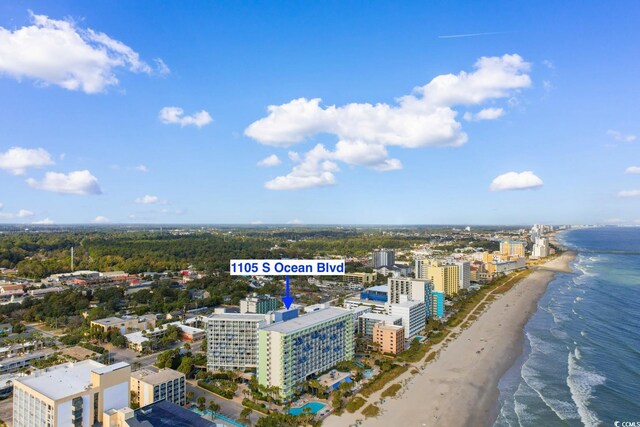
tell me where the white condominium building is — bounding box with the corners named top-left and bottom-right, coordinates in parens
top-left (130, 368), bottom-right (186, 407)
top-left (206, 313), bottom-right (268, 371)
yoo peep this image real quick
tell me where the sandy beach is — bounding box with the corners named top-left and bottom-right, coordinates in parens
top-left (325, 251), bottom-right (576, 427)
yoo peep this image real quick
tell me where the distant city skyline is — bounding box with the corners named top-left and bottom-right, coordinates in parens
top-left (0, 1), bottom-right (638, 225)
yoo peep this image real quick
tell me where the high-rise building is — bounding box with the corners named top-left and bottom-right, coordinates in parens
top-left (206, 313), bottom-right (267, 372)
top-left (419, 261), bottom-right (460, 297)
top-left (240, 293), bottom-right (279, 314)
top-left (431, 291), bottom-right (444, 318)
top-left (372, 249), bottom-right (395, 268)
top-left (130, 368), bottom-right (186, 407)
top-left (453, 261), bottom-right (470, 290)
top-left (373, 322), bottom-right (405, 355)
top-left (13, 360), bottom-right (130, 427)
top-left (389, 299), bottom-right (426, 339)
top-left (532, 237), bottom-right (550, 258)
top-left (500, 240), bottom-right (526, 258)
top-left (387, 277), bottom-right (433, 305)
top-left (257, 307), bottom-right (354, 398)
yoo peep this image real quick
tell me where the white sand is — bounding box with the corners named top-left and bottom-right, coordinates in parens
top-left (324, 251), bottom-right (575, 427)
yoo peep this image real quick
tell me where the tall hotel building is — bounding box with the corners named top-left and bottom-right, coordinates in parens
top-left (206, 313), bottom-right (267, 371)
top-left (372, 249), bottom-right (395, 268)
top-left (500, 240), bottom-right (526, 258)
top-left (257, 307), bottom-right (354, 398)
top-left (419, 260), bottom-right (460, 297)
top-left (13, 360), bottom-right (130, 427)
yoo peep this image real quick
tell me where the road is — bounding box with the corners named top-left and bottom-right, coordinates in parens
top-left (105, 340), bottom-right (203, 367)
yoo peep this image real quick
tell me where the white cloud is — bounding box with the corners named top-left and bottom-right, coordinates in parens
top-left (287, 219), bottom-right (304, 225)
top-left (463, 107), bottom-right (504, 121)
top-left (542, 60), bottom-right (555, 69)
top-left (0, 147), bottom-right (53, 175)
top-left (489, 171), bottom-right (544, 191)
top-left (625, 166), bottom-right (640, 174)
top-left (617, 189), bottom-right (640, 198)
top-left (26, 170), bottom-right (102, 195)
top-left (0, 11), bottom-right (164, 93)
top-left (607, 129), bottom-right (636, 143)
top-left (32, 218), bottom-right (54, 225)
top-left (0, 208), bottom-right (34, 220)
top-left (93, 215), bottom-right (110, 223)
top-left (134, 164), bottom-right (149, 173)
top-left (246, 54), bottom-right (531, 189)
top-left (257, 154), bottom-right (282, 167)
top-left (264, 144), bottom-right (338, 190)
top-left (159, 107), bottom-right (212, 128)
top-left (134, 195), bottom-right (160, 204)
top-left (17, 209), bottom-right (34, 218)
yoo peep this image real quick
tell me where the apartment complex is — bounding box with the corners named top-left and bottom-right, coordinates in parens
top-left (257, 307), bottom-right (354, 398)
top-left (500, 240), bottom-right (526, 258)
top-left (206, 313), bottom-right (267, 371)
top-left (387, 277), bottom-right (433, 305)
top-left (240, 294), bottom-right (279, 314)
top-left (13, 360), bottom-right (130, 427)
top-left (90, 315), bottom-right (156, 335)
top-left (130, 368), bottom-right (185, 407)
top-left (419, 260), bottom-right (460, 297)
top-left (389, 299), bottom-right (426, 339)
top-left (343, 272), bottom-right (376, 285)
top-left (372, 249), bottom-right (395, 268)
top-left (357, 313), bottom-right (402, 337)
top-left (373, 322), bottom-right (405, 355)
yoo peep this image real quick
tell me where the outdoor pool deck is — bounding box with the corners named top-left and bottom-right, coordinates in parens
top-left (288, 401), bottom-right (327, 416)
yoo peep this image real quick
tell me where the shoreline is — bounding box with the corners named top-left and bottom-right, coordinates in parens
top-left (324, 250), bottom-right (576, 427)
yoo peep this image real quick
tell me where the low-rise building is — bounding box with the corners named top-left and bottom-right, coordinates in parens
top-left (130, 368), bottom-right (185, 407)
top-left (103, 400), bottom-right (217, 427)
top-left (91, 315), bottom-right (156, 335)
top-left (343, 272), bottom-right (376, 285)
top-left (357, 313), bottom-right (403, 337)
top-left (373, 322), bottom-right (405, 355)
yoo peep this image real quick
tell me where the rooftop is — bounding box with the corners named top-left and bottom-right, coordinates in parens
top-left (92, 317), bottom-right (124, 326)
top-left (131, 368), bottom-right (184, 385)
top-left (364, 285), bottom-right (388, 293)
top-left (126, 400), bottom-right (216, 427)
top-left (14, 360), bottom-right (107, 400)
top-left (390, 300), bottom-right (424, 308)
top-left (361, 313), bottom-right (401, 322)
top-left (207, 313), bottom-right (268, 322)
top-left (261, 307), bottom-right (352, 334)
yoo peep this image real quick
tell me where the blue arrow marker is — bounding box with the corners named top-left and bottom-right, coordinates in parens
top-left (282, 275), bottom-right (294, 309)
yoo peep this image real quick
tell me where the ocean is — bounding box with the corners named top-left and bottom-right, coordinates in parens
top-left (494, 227), bottom-right (640, 427)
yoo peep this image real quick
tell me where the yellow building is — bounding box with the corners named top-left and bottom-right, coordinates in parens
top-left (130, 368), bottom-right (185, 407)
top-left (423, 260), bottom-right (459, 297)
top-left (343, 272), bottom-right (377, 285)
top-left (500, 241), bottom-right (526, 258)
top-left (373, 322), bottom-right (405, 355)
top-left (12, 360), bottom-right (131, 427)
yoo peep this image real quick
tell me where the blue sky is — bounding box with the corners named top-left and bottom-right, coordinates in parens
top-left (0, 1), bottom-right (639, 225)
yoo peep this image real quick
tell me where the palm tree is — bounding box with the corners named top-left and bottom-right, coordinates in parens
top-left (186, 390), bottom-right (195, 403)
top-left (208, 400), bottom-right (220, 414)
top-left (239, 407), bottom-right (252, 425)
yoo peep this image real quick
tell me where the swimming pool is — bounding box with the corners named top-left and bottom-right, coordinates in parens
top-left (363, 369), bottom-right (374, 379)
top-left (288, 401), bottom-right (326, 415)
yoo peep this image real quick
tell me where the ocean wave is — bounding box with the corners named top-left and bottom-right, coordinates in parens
top-left (567, 351), bottom-right (606, 427)
top-left (574, 296), bottom-right (583, 303)
top-left (521, 360), bottom-right (579, 421)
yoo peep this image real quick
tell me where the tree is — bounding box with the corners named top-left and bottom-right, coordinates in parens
top-left (130, 390), bottom-right (139, 409)
top-left (208, 400), bottom-right (221, 414)
top-left (183, 342), bottom-right (191, 351)
top-left (196, 396), bottom-right (206, 411)
top-left (177, 356), bottom-right (194, 376)
top-left (186, 391), bottom-right (195, 402)
top-left (239, 407), bottom-right (252, 425)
